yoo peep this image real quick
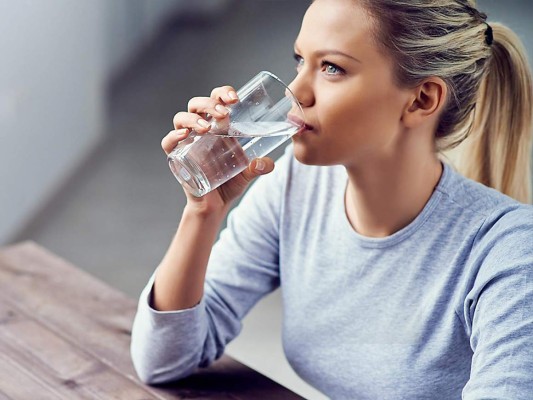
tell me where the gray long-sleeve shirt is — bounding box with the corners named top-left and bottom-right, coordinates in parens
top-left (131, 146), bottom-right (533, 399)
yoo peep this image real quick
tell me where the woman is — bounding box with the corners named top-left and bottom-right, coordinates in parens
top-left (131, 0), bottom-right (533, 398)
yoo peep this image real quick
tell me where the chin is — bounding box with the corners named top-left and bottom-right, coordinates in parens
top-left (292, 140), bottom-right (329, 166)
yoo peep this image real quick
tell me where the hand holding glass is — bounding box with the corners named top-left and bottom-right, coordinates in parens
top-left (168, 71), bottom-right (305, 197)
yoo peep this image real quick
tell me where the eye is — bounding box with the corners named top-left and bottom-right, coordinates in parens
top-left (293, 53), bottom-right (304, 70)
top-left (322, 61), bottom-right (345, 76)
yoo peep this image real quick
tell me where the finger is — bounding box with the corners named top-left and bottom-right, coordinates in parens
top-left (161, 128), bottom-right (190, 155)
top-left (210, 86), bottom-right (239, 104)
top-left (172, 111), bottom-right (212, 133)
top-left (187, 97), bottom-right (230, 119)
top-left (217, 157), bottom-right (275, 201)
top-left (240, 157), bottom-right (275, 182)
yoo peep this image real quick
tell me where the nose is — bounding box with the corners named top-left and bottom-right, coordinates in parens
top-left (287, 72), bottom-right (314, 108)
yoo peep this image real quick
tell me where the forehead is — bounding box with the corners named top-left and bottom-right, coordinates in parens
top-left (295, 0), bottom-right (374, 51)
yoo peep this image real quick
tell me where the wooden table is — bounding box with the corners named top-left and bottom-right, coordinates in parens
top-left (0, 242), bottom-right (304, 399)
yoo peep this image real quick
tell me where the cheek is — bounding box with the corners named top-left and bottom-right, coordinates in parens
top-left (323, 85), bottom-right (401, 142)
top-left (320, 92), bottom-right (374, 139)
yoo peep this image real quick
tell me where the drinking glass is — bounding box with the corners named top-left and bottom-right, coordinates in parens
top-left (167, 71), bottom-right (304, 197)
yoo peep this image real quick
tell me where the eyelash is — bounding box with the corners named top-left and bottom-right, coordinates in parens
top-left (293, 53), bottom-right (346, 76)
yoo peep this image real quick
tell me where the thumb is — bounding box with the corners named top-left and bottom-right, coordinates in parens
top-left (240, 157), bottom-right (275, 182)
top-left (215, 157), bottom-right (276, 204)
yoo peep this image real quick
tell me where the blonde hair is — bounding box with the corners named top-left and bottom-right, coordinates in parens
top-left (359, 0), bottom-right (533, 203)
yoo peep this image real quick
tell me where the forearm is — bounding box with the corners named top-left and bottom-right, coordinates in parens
top-left (153, 205), bottom-right (229, 311)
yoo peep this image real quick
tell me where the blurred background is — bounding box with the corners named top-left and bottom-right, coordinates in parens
top-left (1, 1), bottom-right (532, 398)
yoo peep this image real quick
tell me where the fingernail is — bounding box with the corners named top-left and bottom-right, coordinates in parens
top-left (228, 91), bottom-right (238, 100)
top-left (175, 128), bottom-right (189, 138)
top-left (255, 159), bottom-right (265, 171)
top-left (197, 119), bottom-right (210, 128)
top-left (215, 104), bottom-right (229, 115)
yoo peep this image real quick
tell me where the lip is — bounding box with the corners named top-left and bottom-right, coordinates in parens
top-left (287, 114), bottom-right (314, 131)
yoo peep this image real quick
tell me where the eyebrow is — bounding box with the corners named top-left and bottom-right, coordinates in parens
top-left (293, 43), bottom-right (361, 63)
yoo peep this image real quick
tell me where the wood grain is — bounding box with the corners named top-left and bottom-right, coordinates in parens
top-left (0, 242), bottom-right (304, 400)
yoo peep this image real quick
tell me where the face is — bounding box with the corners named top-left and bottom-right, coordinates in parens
top-left (288, 0), bottom-right (413, 167)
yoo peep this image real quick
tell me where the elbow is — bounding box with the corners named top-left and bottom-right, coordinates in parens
top-left (130, 348), bottom-right (163, 385)
top-left (134, 368), bottom-right (175, 386)
top-left (129, 303), bottom-right (211, 385)
top-left (130, 344), bottom-right (199, 385)
top-left (133, 366), bottom-right (160, 386)
top-left (131, 356), bottom-right (185, 386)
top-left (130, 348), bottom-right (173, 385)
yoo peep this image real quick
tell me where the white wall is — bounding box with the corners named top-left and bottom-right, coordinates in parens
top-left (479, 0), bottom-right (533, 61)
top-left (0, 0), bottom-right (230, 245)
top-left (104, 0), bottom-right (189, 80)
top-left (0, 0), bottom-right (106, 245)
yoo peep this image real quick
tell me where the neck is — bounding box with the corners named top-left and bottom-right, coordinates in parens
top-left (344, 152), bottom-right (443, 238)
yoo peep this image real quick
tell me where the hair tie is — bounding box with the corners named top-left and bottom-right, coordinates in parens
top-left (485, 23), bottom-right (493, 46)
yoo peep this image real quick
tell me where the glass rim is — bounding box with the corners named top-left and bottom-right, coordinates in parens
top-left (258, 70), bottom-right (305, 121)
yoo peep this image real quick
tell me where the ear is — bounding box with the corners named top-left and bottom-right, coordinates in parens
top-left (402, 77), bottom-right (447, 129)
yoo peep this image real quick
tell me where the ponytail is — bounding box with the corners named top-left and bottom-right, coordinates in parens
top-left (444, 23), bottom-right (533, 204)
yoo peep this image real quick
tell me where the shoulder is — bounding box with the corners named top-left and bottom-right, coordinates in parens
top-left (437, 163), bottom-right (524, 219)
top-left (426, 164), bottom-right (529, 250)
top-left (437, 163), bottom-right (532, 237)
top-left (473, 204), bottom-right (533, 264)
top-left (437, 164), bottom-right (532, 271)
top-left (464, 193), bottom-right (532, 291)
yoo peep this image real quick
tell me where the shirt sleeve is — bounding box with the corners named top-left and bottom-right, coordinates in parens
top-left (130, 146), bottom-right (293, 384)
top-left (462, 206), bottom-right (533, 399)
